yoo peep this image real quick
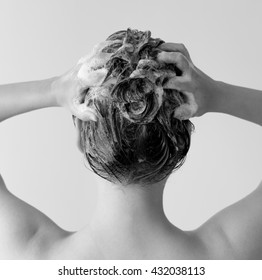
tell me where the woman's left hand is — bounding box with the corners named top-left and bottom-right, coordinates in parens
top-left (157, 43), bottom-right (217, 118)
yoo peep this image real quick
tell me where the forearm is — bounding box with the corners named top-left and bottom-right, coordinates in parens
top-left (0, 77), bottom-right (58, 122)
top-left (208, 81), bottom-right (262, 126)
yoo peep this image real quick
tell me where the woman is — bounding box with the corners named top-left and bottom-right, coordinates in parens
top-left (0, 29), bottom-right (261, 259)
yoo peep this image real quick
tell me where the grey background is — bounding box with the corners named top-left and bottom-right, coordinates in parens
top-left (0, 0), bottom-right (261, 231)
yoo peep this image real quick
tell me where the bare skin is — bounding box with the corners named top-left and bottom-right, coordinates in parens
top-left (0, 43), bottom-right (262, 259)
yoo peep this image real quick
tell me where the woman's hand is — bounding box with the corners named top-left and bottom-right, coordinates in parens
top-left (51, 63), bottom-right (97, 121)
top-left (52, 41), bottom-right (118, 122)
top-left (157, 43), bottom-right (217, 118)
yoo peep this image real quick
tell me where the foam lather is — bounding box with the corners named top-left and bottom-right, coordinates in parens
top-left (77, 28), bottom-right (198, 122)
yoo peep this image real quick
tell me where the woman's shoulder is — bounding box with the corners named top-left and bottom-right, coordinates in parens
top-left (0, 181), bottom-right (68, 259)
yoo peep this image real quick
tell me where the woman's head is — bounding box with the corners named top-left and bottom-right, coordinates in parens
top-left (75, 28), bottom-right (194, 186)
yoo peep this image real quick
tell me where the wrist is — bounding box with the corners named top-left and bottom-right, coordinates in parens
top-left (195, 68), bottom-right (218, 116)
top-left (207, 80), bottom-right (228, 114)
top-left (49, 76), bottom-right (62, 107)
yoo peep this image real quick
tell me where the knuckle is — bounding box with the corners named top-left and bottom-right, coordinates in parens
top-left (174, 52), bottom-right (185, 62)
top-left (178, 43), bottom-right (190, 60)
top-left (157, 51), bottom-right (168, 61)
top-left (180, 43), bottom-right (187, 50)
top-left (184, 74), bottom-right (193, 85)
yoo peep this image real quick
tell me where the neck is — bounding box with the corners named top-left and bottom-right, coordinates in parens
top-left (76, 175), bottom-right (185, 259)
top-left (89, 176), bottom-right (172, 234)
top-left (87, 178), bottom-right (174, 237)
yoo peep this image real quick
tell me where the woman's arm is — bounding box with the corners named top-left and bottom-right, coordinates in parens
top-left (157, 43), bottom-right (262, 259)
top-left (0, 78), bottom-right (57, 122)
top-left (0, 77), bottom-right (63, 257)
top-left (209, 80), bottom-right (262, 126)
top-left (0, 61), bottom-right (98, 123)
top-left (0, 62), bottom-right (96, 257)
top-left (157, 43), bottom-right (262, 126)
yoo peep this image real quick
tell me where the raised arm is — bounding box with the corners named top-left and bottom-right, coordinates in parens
top-left (0, 62), bottom-right (97, 123)
top-left (208, 80), bottom-right (262, 126)
top-left (0, 78), bottom-right (57, 122)
top-left (157, 43), bottom-right (262, 126)
top-left (0, 61), bottom-right (96, 258)
top-left (157, 43), bottom-right (262, 259)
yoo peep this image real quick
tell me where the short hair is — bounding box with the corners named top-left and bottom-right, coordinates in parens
top-left (77, 28), bottom-right (194, 186)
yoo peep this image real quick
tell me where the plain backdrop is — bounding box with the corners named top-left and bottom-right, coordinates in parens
top-left (0, 0), bottom-right (261, 231)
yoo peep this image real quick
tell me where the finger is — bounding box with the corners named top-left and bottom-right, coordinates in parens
top-left (72, 95), bottom-right (98, 122)
top-left (73, 105), bottom-right (98, 122)
top-left (77, 66), bottom-right (108, 87)
top-left (163, 76), bottom-right (186, 91)
top-left (78, 40), bottom-right (121, 65)
top-left (158, 43), bottom-right (191, 61)
top-left (174, 91), bottom-right (198, 120)
top-left (157, 51), bottom-right (189, 72)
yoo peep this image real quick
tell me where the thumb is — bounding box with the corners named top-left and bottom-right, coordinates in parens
top-left (72, 104), bottom-right (98, 122)
top-left (173, 91), bottom-right (198, 120)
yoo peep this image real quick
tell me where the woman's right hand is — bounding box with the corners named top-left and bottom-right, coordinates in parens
top-left (157, 43), bottom-right (217, 118)
top-left (51, 63), bottom-right (98, 122)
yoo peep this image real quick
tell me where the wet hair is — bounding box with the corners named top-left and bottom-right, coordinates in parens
top-left (78, 28), bottom-right (194, 186)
